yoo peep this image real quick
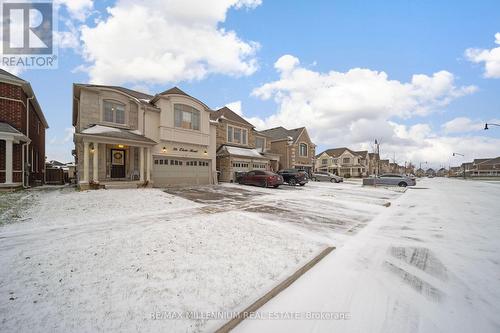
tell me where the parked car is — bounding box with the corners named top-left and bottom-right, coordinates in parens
top-left (311, 172), bottom-right (343, 183)
top-left (373, 174), bottom-right (417, 187)
top-left (277, 169), bottom-right (309, 186)
top-left (238, 170), bottom-right (284, 188)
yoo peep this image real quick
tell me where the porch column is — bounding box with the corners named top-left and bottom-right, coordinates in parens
top-left (146, 148), bottom-right (151, 182)
top-left (82, 141), bottom-right (89, 183)
top-left (5, 139), bottom-right (13, 184)
top-left (140, 147), bottom-right (145, 182)
top-left (92, 142), bottom-right (99, 183)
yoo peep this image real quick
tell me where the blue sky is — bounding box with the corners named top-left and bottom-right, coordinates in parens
top-left (6, 0), bottom-right (500, 167)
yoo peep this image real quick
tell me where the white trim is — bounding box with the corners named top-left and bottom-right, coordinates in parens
top-left (227, 124), bottom-right (248, 146)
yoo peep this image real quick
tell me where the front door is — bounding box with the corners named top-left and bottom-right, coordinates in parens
top-left (111, 149), bottom-right (126, 178)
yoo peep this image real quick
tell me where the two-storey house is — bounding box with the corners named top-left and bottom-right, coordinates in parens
top-left (211, 107), bottom-right (279, 182)
top-left (73, 85), bottom-right (216, 189)
top-left (315, 148), bottom-right (366, 177)
top-left (258, 126), bottom-right (316, 175)
top-left (1, 69), bottom-right (48, 189)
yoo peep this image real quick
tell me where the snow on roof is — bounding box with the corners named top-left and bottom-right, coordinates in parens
top-left (81, 125), bottom-right (121, 134)
top-left (225, 146), bottom-right (264, 158)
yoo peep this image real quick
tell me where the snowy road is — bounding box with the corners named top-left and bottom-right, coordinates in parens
top-left (235, 178), bottom-right (500, 333)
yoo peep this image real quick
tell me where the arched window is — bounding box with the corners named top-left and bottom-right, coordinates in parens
top-left (174, 104), bottom-right (200, 130)
top-left (103, 100), bottom-right (126, 124)
top-left (299, 143), bottom-right (308, 157)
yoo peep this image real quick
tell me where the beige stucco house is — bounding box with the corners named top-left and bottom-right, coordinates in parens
top-left (315, 147), bottom-right (368, 177)
top-left (73, 85), bottom-right (217, 189)
top-left (211, 107), bottom-right (279, 182)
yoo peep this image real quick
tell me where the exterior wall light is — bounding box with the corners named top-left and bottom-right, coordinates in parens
top-left (204, 150), bottom-right (208, 155)
top-left (162, 147), bottom-right (167, 153)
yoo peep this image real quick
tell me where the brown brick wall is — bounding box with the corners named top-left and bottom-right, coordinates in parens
top-left (1, 81), bottom-right (46, 185)
top-left (0, 140), bottom-right (4, 183)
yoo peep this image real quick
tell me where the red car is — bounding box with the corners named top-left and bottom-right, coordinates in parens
top-left (238, 170), bottom-right (284, 188)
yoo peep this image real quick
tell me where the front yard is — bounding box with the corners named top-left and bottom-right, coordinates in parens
top-left (0, 181), bottom-right (400, 332)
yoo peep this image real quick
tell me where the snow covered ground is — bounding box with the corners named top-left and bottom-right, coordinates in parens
top-left (235, 178), bottom-right (500, 333)
top-left (0, 181), bottom-right (398, 333)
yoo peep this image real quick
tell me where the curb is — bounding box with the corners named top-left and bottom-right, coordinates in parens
top-left (214, 246), bottom-right (335, 333)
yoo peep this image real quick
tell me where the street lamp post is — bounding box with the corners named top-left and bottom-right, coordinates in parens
top-left (452, 152), bottom-right (465, 179)
top-left (484, 123), bottom-right (500, 130)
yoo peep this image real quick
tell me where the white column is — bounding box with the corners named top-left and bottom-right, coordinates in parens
top-left (140, 147), bottom-right (145, 182)
top-left (5, 139), bottom-right (13, 184)
top-left (146, 148), bottom-right (151, 182)
top-left (93, 142), bottom-right (99, 183)
top-left (83, 141), bottom-right (89, 183)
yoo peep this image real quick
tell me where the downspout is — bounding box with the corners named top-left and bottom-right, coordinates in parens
top-left (26, 95), bottom-right (35, 187)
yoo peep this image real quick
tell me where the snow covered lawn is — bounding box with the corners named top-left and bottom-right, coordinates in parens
top-left (0, 181), bottom-right (400, 332)
top-left (235, 178), bottom-right (500, 333)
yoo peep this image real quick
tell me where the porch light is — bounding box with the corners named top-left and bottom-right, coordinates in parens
top-left (90, 143), bottom-right (95, 153)
top-left (204, 150), bottom-right (208, 155)
top-left (162, 147), bottom-right (167, 153)
top-left (118, 144), bottom-right (124, 148)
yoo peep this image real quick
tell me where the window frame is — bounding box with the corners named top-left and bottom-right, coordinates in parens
top-left (255, 136), bottom-right (266, 151)
top-left (299, 143), bottom-right (308, 157)
top-left (227, 124), bottom-right (248, 145)
top-left (103, 99), bottom-right (127, 125)
top-left (174, 104), bottom-right (201, 131)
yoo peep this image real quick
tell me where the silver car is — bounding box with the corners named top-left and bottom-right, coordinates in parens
top-left (374, 174), bottom-right (416, 187)
top-left (312, 172), bottom-right (344, 183)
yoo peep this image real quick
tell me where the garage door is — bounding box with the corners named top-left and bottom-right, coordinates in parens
top-left (153, 157), bottom-right (211, 187)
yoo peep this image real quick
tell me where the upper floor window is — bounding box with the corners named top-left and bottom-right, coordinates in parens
top-left (103, 100), bottom-right (126, 124)
top-left (255, 136), bottom-right (265, 151)
top-left (299, 143), bottom-right (308, 157)
top-left (322, 159), bottom-right (328, 165)
top-left (343, 157), bottom-right (350, 164)
top-left (333, 158), bottom-right (339, 164)
top-left (228, 125), bottom-right (247, 145)
top-left (174, 104), bottom-right (200, 130)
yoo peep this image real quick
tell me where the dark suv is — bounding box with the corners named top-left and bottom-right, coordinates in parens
top-left (277, 169), bottom-right (309, 186)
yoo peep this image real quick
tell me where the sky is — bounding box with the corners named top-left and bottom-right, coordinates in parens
top-left (2, 0), bottom-right (500, 168)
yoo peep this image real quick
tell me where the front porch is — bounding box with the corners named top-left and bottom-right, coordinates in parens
top-left (0, 122), bottom-right (30, 189)
top-left (75, 126), bottom-right (157, 190)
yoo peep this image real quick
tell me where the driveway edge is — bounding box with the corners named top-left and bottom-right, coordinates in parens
top-left (214, 246), bottom-right (335, 333)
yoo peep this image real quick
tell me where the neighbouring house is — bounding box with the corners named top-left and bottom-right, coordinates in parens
top-left (379, 159), bottom-right (391, 174)
top-left (73, 85), bottom-right (217, 189)
top-left (470, 157), bottom-right (500, 177)
top-left (449, 166), bottom-right (461, 177)
top-left (211, 107), bottom-right (280, 182)
top-left (460, 162), bottom-right (473, 176)
top-left (258, 126), bottom-right (316, 174)
top-left (315, 147), bottom-right (366, 177)
top-left (0, 69), bottom-right (48, 189)
top-left (436, 168), bottom-right (448, 177)
top-left (416, 168), bottom-right (425, 177)
top-left (425, 168), bottom-right (436, 177)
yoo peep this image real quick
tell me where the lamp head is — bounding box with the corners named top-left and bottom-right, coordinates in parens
top-left (484, 123), bottom-right (489, 130)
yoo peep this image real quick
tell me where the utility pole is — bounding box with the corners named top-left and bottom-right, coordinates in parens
top-left (452, 152), bottom-right (465, 179)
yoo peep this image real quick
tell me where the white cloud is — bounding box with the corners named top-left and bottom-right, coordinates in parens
top-left (78, 0), bottom-right (260, 85)
top-left (55, 0), bottom-right (94, 21)
top-left (225, 101), bottom-right (243, 115)
top-left (441, 117), bottom-right (485, 134)
top-left (465, 33), bottom-right (500, 78)
top-left (245, 55), bottom-right (496, 166)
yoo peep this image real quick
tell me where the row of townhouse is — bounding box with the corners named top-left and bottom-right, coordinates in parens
top-left (314, 147), bottom-right (413, 177)
top-left (449, 157), bottom-right (500, 177)
top-left (72, 84), bottom-right (316, 189)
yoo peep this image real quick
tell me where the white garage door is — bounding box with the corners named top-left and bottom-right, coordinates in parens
top-left (153, 157), bottom-right (211, 187)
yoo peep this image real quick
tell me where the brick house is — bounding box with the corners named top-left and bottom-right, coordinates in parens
top-left (314, 147), bottom-right (367, 177)
top-left (211, 107), bottom-right (280, 182)
top-left (0, 70), bottom-right (48, 188)
top-left (259, 126), bottom-right (316, 175)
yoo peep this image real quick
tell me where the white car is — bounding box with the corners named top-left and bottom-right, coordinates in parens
top-left (311, 172), bottom-right (344, 183)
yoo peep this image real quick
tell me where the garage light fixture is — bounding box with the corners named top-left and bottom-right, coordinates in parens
top-left (204, 150), bottom-right (208, 155)
top-left (162, 147), bottom-right (167, 153)
top-left (118, 144), bottom-right (124, 148)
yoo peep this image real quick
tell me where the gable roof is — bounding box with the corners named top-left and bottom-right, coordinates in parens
top-left (159, 86), bottom-right (190, 97)
top-left (259, 126), bottom-right (305, 143)
top-left (74, 84), bottom-right (154, 103)
top-left (320, 147), bottom-right (363, 158)
top-left (0, 70), bottom-right (48, 129)
top-left (479, 156), bottom-right (500, 165)
top-left (473, 158), bottom-right (492, 165)
top-left (210, 107), bottom-right (255, 128)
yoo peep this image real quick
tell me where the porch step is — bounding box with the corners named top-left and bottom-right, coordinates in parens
top-left (103, 182), bottom-right (140, 190)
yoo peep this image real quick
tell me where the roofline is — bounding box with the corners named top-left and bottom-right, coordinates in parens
top-left (150, 90), bottom-right (210, 110)
top-left (1, 74), bottom-right (48, 129)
